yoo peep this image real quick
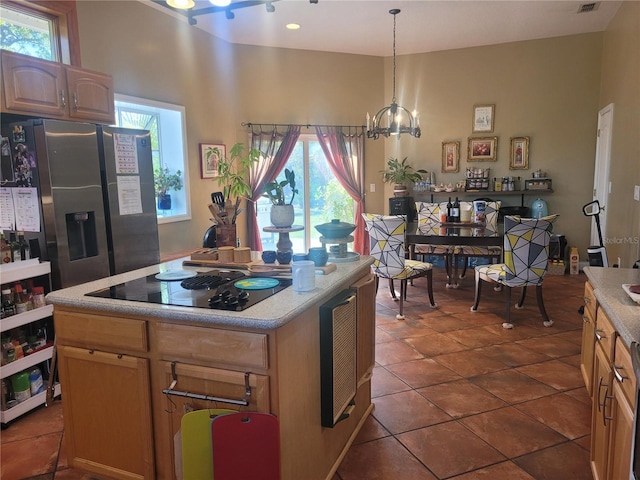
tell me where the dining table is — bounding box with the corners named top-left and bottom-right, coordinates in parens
top-left (405, 222), bottom-right (504, 287)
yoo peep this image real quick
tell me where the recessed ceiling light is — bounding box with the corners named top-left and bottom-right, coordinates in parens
top-left (167, 0), bottom-right (195, 9)
top-left (210, 0), bottom-right (232, 6)
top-left (286, 23), bottom-right (301, 30)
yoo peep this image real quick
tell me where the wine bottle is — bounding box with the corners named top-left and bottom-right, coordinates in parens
top-left (446, 197), bottom-right (453, 222)
top-left (452, 197), bottom-right (460, 223)
top-left (9, 232), bottom-right (21, 262)
top-left (17, 232), bottom-right (30, 261)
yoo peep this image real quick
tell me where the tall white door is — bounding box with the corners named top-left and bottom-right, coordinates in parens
top-left (591, 104), bottom-right (614, 246)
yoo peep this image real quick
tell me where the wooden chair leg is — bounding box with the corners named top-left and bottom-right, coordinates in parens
top-left (536, 285), bottom-right (553, 327)
top-left (503, 286), bottom-right (514, 329)
top-left (460, 258), bottom-right (468, 279)
top-left (471, 270), bottom-right (482, 311)
top-left (516, 286), bottom-right (527, 309)
top-left (388, 279), bottom-right (397, 300)
top-left (425, 270), bottom-right (436, 308)
top-left (397, 281), bottom-right (405, 320)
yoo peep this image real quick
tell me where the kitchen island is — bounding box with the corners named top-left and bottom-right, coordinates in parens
top-left (46, 256), bottom-right (376, 480)
top-left (581, 266), bottom-right (640, 480)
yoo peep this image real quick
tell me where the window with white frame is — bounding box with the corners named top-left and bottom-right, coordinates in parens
top-left (1, 3), bottom-right (56, 60)
top-left (114, 94), bottom-right (191, 223)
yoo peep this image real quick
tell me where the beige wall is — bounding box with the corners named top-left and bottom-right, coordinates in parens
top-left (76, 1), bottom-right (637, 264)
top-left (76, 1), bottom-right (382, 256)
top-left (383, 33), bottom-right (603, 260)
top-left (598, 1), bottom-right (640, 267)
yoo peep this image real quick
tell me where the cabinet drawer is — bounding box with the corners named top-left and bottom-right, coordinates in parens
top-left (156, 323), bottom-right (268, 370)
top-left (55, 310), bottom-right (148, 353)
top-left (584, 281), bottom-right (597, 319)
top-left (595, 308), bottom-right (616, 363)
top-left (614, 337), bottom-right (636, 408)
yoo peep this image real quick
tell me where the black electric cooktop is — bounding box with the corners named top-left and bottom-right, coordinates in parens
top-left (85, 269), bottom-right (292, 311)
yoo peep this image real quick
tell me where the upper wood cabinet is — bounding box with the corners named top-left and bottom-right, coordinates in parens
top-left (1, 50), bottom-right (114, 124)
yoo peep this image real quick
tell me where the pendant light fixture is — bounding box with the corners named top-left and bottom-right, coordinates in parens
top-left (366, 9), bottom-right (421, 140)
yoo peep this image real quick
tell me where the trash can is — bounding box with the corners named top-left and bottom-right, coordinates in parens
top-left (549, 234), bottom-right (567, 261)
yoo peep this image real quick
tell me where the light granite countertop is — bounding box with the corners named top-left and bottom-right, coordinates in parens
top-left (583, 266), bottom-right (640, 347)
top-left (46, 256), bottom-right (374, 330)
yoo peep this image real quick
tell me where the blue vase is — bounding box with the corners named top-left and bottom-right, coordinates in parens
top-left (158, 194), bottom-right (172, 210)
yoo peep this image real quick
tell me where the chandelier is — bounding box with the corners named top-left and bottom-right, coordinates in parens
top-left (367, 9), bottom-right (421, 140)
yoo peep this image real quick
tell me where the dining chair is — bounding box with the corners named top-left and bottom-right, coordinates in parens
top-left (454, 200), bottom-right (502, 281)
top-left (470, 214), bottom-right (558, 329)
top-left (362, 213), bottom-right (436, 319)
top-left (413, 202), bottom-right (456, 286)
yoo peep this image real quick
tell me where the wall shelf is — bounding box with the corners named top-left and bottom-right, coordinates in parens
top-left (414, 189), bottom-right (554, 206)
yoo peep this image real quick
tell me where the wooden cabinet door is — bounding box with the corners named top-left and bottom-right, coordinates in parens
top-left (57, 345), bottom-right (155, 480)
top-left (1, 51), bottom-right (67, 117)
top-left (65, 66), bottom-right (115, 124)
top-left (608, 381), bottom-right (634, 480)
top-left (352, 273), bottom-right (376, 387)
top-left (581, 305), bottom-right (596, 396)
top-left (591, 344), bottom-right (613, 480)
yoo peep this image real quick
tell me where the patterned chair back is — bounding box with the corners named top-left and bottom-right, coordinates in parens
top-left (502, 214), bottom-right (558, 286)
top-left (362, 213), bottom-right (407, 279)
top-left (416, 202), bottom-right (446, 225)
top-left (484, 201), bottom-right (501, 229)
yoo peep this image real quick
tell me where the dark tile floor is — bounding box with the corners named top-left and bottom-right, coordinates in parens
top-left (1, 268), bottom-right (591, 480)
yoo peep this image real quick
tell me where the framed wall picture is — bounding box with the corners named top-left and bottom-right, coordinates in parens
top-left (472, 104), bottom-right (495, 133)
top-left (200, 143), bottom-right (225, 179)
top-left (510, 136), bottom-right (529, 170)
top-left (441, 141), bottom-right (460, 173)
top-left (467, 137), bottom-right (498, 162)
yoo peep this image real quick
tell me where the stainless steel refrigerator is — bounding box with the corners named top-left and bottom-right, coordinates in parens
top-left (1, 119), bottom-right (160, 289)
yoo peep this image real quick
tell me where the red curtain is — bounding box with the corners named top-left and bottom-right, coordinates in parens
top-left (314, 126), bottom-right (367, 255)
top-left (246, 125), bottom-right (301, 251)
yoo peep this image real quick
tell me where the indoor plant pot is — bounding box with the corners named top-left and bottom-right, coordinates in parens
top-left (270, 204), bottom-right (295, 228)
top-left (263, 168), bottom-right (298, 228)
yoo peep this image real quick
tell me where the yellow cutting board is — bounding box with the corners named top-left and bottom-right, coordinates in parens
top-left (181, 409), bottom-right (235, 480)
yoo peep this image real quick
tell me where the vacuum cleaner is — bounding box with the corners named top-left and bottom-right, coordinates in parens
top-left (582, 199), bottom-right (608, 267)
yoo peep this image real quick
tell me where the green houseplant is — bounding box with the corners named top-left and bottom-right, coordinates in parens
top-left (154, 166), bottom-right (183, 210)
top-left (262, 168), bottom-right (298, 228)
top-left (208, 143), bottom-right (261, 225)
top-left (381, 157), bottom-right (428, 197)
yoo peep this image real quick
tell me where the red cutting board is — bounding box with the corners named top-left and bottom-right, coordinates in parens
top-left (211, 412), bottom-right (280, 480)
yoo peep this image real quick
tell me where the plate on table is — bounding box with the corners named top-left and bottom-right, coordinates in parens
top-left (155, 270), bottom-right (198, 281)
top-left (622, 284), bottom-right (640, 304)
top-left (234, 277), bottom-right (281, 290)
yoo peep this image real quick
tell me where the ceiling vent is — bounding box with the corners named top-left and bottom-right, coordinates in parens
top-left (578, 3), bottom-right (599, 13)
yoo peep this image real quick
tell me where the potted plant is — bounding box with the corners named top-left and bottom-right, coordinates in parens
top-left (262, 168), bottom-right (298, 227)
top-left (209, 143), bottom-right (261, 224)
top-left (154, 166), bottom-right (183, 210)
top-left (381, 157), bottom-right (428, 196)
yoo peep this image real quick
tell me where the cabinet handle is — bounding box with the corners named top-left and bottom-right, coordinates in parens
top-left (594, 329), bottom-right (605, 341)
top-left (583, 297), bottom-right (591, 304)
top-left (59, 90), bottom-right (66, 107)
top-left (603, 389), bottom-right (614, 426)
top-left (582, 315), bottom-right (590, 324)
top-left (613, 364), bottom-right (629, 383)
top-left (597, 376), bottom-right (609, 412)
top-left (73, 92), bottom-right (78, 110)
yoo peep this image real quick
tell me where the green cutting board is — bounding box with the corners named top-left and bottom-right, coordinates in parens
top-left (181, 409), bottom-right (235, 480)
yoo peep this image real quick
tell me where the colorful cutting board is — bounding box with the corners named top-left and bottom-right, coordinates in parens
top-left (211, 412), bottom-right (280, 480)
top-left (181, 409), bottom-right (235, 480)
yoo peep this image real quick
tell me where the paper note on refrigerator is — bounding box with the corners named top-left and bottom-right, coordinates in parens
top-left (11, 187), bottom-right (40, 232)
top-left (0, 187), bottom-right (16, 230)
top-left (114, 133), bottom-right (139, 174)
top-left (117, 176), bottom-right (143, 215)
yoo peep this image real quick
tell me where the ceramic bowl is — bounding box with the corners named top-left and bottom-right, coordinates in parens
top-left (307, 247), bottom-right (329, 267)
top-left (314, 219), bottom-right (356, 239)
top-left (276, 250), bottom-right (292, 265)
top-left (261, 250), bottom-right (277, 264)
